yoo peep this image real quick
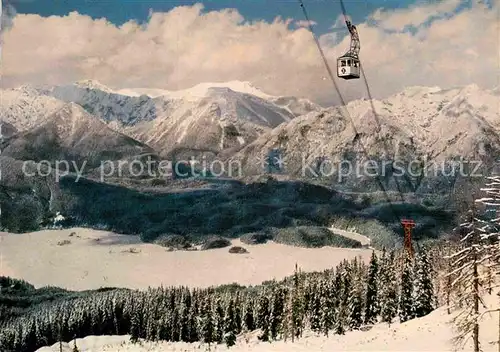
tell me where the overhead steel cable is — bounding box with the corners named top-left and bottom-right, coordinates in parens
top-left (297, 0), bottom-right (404, 225)
top-left (358, 64), bottom-right (407, 203)
top-left (338, 0), bottom-right (408, 202)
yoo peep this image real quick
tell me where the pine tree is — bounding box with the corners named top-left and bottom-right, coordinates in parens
top-left (199, 297), bottom-right (215, 348)
top-left (170, 305), bottom-right (180, 342)
top-left (448, 174), bottom-right (500, 352)
top-left (234, 293), bottom-right (243, 334)
top-left (348, 262), bottom-right (363, 330)
top-left (187, 291), bottom-right (199, 343)
top-left (270, 285), bottom-right (286, 340)
top-left (284, 264), bottom-right (305, 341)
top-left (214, 298), bottom-right (225, 343)
top-left (319, 276), bottom-right (335, 336)
top-left (256, 291), bottom-right (271, 342)
top-left (380, 250), bottom-right (398, 324)
top-left (179, 307), bottom-right (190, 342)
top-left (399, 251), bottom-right (414, 323)
top-left (445, 203), bottom-right (490, 352)
top-left (413, 247), bottom-right (434, 318)
top-left (129, 301), bottom-right (141, 343)
top-left (223, 298), bottom-right (237, 347)
top-left (243, 297), bottom-right (255, 332)
top-left (476, 176), bottom-right (500, 284)
top-left (334, 264), bottom-right (350, 334)
top-left (308, 282), bottom-right (322, 333)
top-left (364, 250), bottom-right (379, 325)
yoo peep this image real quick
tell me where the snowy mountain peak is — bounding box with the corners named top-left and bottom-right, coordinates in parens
top-left (11, 84), bottom-right (47, 96)
top-left (459, 83), bottom-right (481, 94)
top-left (74, 79), bottom-right (115, 93)
top-left (115, 80), bottom-right (273, 100)
top-left (398, 85), bottom-right (442, 97)
top-left (187, 80), bottom-right (272, 99)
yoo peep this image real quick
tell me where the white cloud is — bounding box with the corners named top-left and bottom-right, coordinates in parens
top-left (295, 20), bottom-right (317, 28)
top-left (370, 0), bottom-right (462, 30)
top-left (1, 1), bottom-right (498, 106)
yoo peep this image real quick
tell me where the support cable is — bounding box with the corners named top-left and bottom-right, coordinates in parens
top-left (298, 0), bottom-right (405, 227)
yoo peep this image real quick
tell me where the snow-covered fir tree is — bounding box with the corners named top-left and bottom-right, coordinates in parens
top-left (256, 290), bottom-right (271, 342)
top-left (223, 298), bottom-right (237, 347)
top-left (398, 251), bottom-right (414, 323)
top-left (270, 284), bottom-right (286, 340)
top-left (476, 176), bottom-right (500, 283)
top-left (199, 296), bottom-right (215, 348)
top-left (283, 264), bottom-right (305, 342)
top-left (380, 249), bottom-right (398, 324)
top-left (334, 262), bottom-right (350, 335)
top-left (243, 296), bottom-right (255, 332)
top-left (413, 247), bottom-right (434, 318)
top-left (364, 250), bottom-right (379, 324)
top-left (214, 297), bottom-right (225, 343)
top-left (319, 276), bottom-right (335, 336)
top-left (233, 292), bottom-right (243, 335)
top-left (348, 259), bottom-right (364, 330)
top-left (308, 281), bottom-right (322, 333)
top-left (129, 308), bottom-right (141, 343)
top-left (445, 204), bottom-right (490, 352)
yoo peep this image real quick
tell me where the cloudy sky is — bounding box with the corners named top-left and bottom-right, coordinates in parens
top-left (1, 0), bottom-right (498, 105)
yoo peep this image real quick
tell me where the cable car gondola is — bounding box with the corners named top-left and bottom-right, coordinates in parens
top-left (337, 20), bottom-right (360, 80)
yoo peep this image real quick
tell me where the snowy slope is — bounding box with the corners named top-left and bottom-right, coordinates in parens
top-left (36, 292), bottom-right (500, 351)
top-left (1, 102), bottom-right (154, 169)
top-left (0, 86), bottom-right (65, 132)
top-left (329, 226), bottom-right (371, 246)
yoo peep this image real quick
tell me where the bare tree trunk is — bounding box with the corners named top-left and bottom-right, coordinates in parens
top-left (487, 265), bottom-right (492, 295)
top-left (473, 251), bottom-right (480, 352)
top-left (446, 274), bottom-right (451, 315)
top-left (472, 201), bottom-right (480, 352)
top-left (446, 246), bottom-right (452, 314)
top-left (58, 321), bottom-right (63, 352)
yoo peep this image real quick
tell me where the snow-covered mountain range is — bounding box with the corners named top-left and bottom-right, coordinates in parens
top-left (1, 80), bottom-right (498, 186)
top-left (228, 84), bottom-right (500, 186)
top-left (1, 80), bottom-right (320, 156)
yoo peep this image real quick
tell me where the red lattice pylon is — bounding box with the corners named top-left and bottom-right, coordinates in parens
top-left (401, 219), bottom-right (415, 257)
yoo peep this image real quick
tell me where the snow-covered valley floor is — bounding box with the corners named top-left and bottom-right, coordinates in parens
top-left (36, 292), bottom-right (499, 352)
top-left (0, 227), bottom-right (373, 290)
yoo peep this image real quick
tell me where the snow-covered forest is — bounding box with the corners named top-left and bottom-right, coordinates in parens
top-left (0, 245), bottom-right (444, 352)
